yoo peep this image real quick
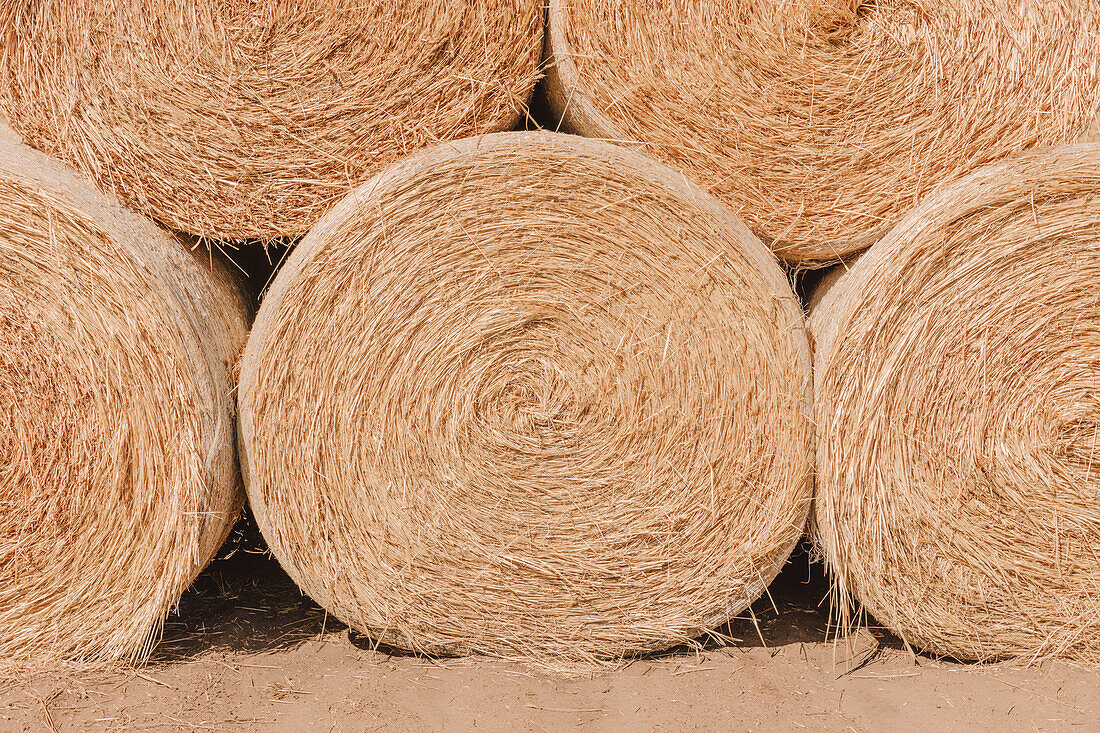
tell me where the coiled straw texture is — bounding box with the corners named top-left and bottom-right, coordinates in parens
top-left (239, 131), bottom-right (813, 669)
top-left (812, 144), bottom-right (1100, 663)
top-left (0, 124), bottom-right (250, 670)
top-left (0, 0), bottom-right (543, 240)
top-left (545, 0), bottom-right (1100, 266)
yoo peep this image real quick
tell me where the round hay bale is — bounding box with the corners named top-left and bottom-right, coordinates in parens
top-left (239, 131), bottom-right (813, 666)
top-left (812, 144), bottom-right (1100, 662)
top-left (545, 0), bottom-right (1100, 266)
top-left (0, 125), bottom-right (250, 669)
top-left (0, 1), bottom-right (543, 241)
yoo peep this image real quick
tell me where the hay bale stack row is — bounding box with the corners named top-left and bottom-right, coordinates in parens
top-left (0, 0), bottom-right (1098, 672)
top-left (6, 1), bottom-right (1097, 264)
top-left (0, 125), bottom-right (249, 669)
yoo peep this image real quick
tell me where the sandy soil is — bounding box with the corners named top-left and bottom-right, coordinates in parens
top-left (1, 529), bottom-right (1097, 733)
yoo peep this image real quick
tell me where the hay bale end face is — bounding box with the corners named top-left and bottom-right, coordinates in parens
top-left (0, 1), bottom-right (543, 241)
top-left (546, 0), bottom-right (1100, 266)
top-left (812, 144), bottom-right (1100, 662)
top-left (0, 127), bottom-right (250, 669)
top-left (239, 131), bottom-right (814, 667)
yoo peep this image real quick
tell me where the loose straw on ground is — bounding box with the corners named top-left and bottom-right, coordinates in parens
top-left (0, 124), bottom-right (250, 671)
top-left (238, 131), bottom-right (813, 670)
top-left (546, 0), bottom-right (1100, 266)
top-left (812, 144), bottom-right (1100, 663)
top-left (0, 1), bottom-right (543, 240)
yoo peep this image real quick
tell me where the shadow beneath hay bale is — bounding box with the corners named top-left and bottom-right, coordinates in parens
top-left (150, 511), bottom-right (344, 664)
top-left (715, 544), bottom-right (833, 649)
top-left (345, 632), bottom-right (444, 661)
top-left (645, 544), bottom-right (833, 663)
top-left (157, 529), bottom-right (835, 666)
top-left (792, 266), bottom-right (828, 311)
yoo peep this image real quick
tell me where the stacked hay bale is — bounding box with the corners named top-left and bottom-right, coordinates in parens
top-left (546, 0), bottom-right (1100, 265)
top-left (0, 124), bottom-right (250, 669)
top-left (238, 132), bottom-right (814, 667)
top-left (0, 0), bottom-right (543, 240)
top-left (812, 145), bottom-right (1100, 662)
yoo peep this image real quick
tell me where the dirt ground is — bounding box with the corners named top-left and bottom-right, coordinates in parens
top-left (1, 526), bottom-right (1097, 733)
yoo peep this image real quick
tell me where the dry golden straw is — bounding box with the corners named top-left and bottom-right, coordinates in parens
top-left (0, 123), bottom-right (250, 670)
top-left (239, 131), bottom-right (813, 668)
top-left (0, 1), bottom-right (543, 240)
top-left (812, 144), bottom-right (1100, 663)
top-left (545, 0), bottom-right (1100, 266)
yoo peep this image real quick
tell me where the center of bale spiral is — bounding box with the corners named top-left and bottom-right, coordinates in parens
top-left (0, 296), bottom-right (98, 572)
top-left (239, 132), bottom-right (814, 667)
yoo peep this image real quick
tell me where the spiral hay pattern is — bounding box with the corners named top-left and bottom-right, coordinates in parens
top-left (812, 144), bottom-right (1100, 662)
top-left (0, 0), bottom-right (543, 240)
top-left (239, 131), bottom-right (813, 668)
top-left (546, 0), bottom-right (1100, 266)
top-left (0, 125), bottom-right (250, 669)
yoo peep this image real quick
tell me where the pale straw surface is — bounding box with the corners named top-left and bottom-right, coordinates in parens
top-left (0, 1), bottom-right (543, 240)
top-left (546, 0), bottom-right (1100, 266)
top-left (0, 124), bottom-right (250, 671)
top-left (812, 144), bottom-right (1100, 662)
top-left (239, 131), bottom-right (813, 669)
